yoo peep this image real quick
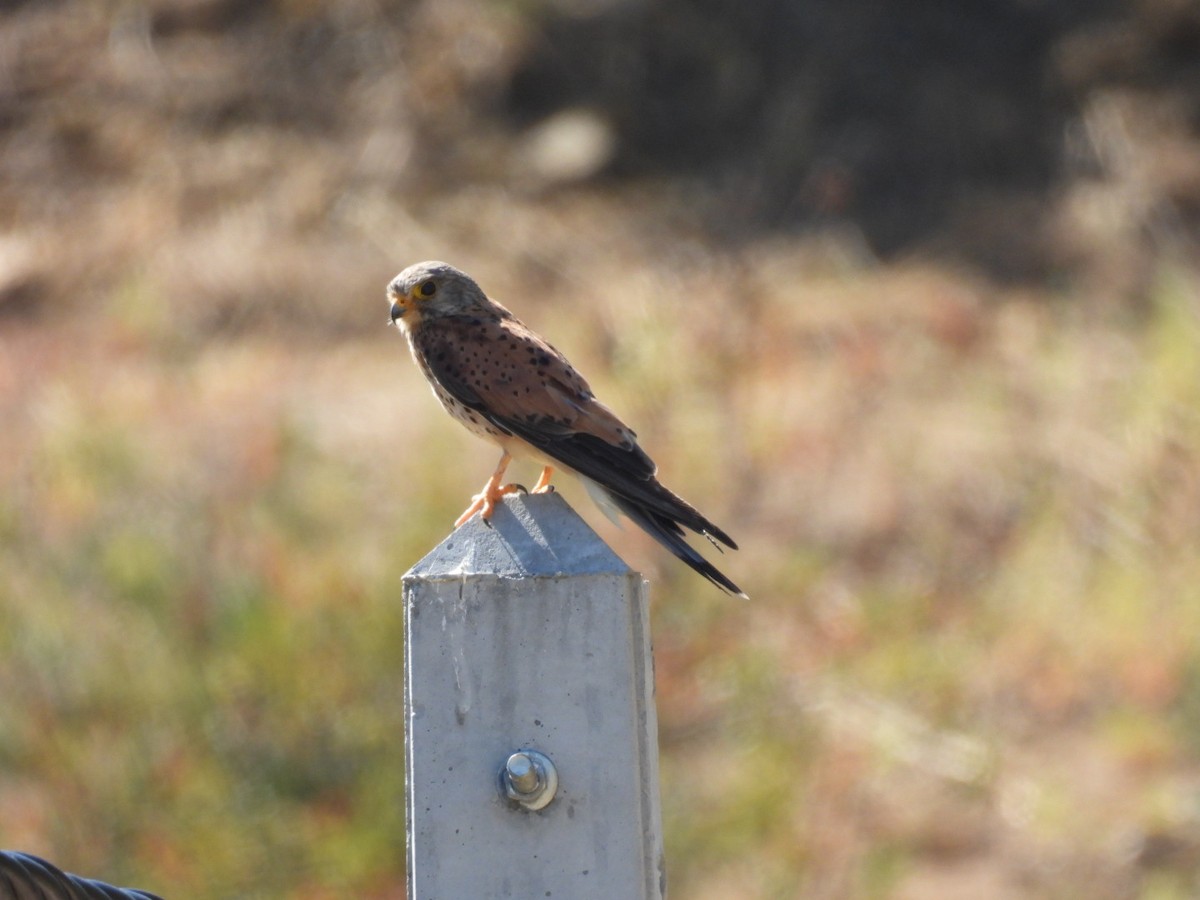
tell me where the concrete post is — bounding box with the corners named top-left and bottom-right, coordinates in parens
top-left (402, 492), bottom-right (665, 900)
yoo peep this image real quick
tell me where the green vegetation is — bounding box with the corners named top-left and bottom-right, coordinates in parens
top-left (4, 0), bottom-right (1200, 896)
top-left (14, 262), bottom-right (1200, 897)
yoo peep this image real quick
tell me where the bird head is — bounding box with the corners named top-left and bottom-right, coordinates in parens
top-left (387, 261), bottom-right (486, 330)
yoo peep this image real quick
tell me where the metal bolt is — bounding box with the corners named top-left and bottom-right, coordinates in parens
top-left (506, 753), bottom-right (539, 793)
top-left (500, 749), bottom-right (558, 811)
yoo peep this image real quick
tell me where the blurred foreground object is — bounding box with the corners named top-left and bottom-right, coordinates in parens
top-left (0, 850), bottom-right (163, 900)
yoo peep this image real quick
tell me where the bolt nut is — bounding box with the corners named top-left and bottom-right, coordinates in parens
top-left (500, 749), bottom-right (558, 811)
top-left (506, 753), bottom-right (540, 794)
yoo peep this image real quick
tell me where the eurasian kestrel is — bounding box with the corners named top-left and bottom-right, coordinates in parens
top-left (387, 260), bottom-right (745, 597)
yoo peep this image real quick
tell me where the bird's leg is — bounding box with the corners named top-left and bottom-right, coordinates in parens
top-left (531, 465), bottom-right (555, 494)
top-left (455, 452), bottom-right (524, 526)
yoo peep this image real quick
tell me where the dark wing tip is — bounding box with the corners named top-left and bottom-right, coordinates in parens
top-left (609, 493), bottom-right (747, 598)
top-left (703, 524), bottom-right (738, 551)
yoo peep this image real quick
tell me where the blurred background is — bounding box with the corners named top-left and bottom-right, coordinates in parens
top-left (3, 0), bottom-right (1200, 896)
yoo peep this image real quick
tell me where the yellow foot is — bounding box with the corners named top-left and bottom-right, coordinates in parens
top-left (531, 465), bottom-right (555, 494)
top-left (454, 482), bottom-right (524, 527)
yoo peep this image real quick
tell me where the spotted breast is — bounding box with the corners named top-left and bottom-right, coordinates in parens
top-left (405, 315), bottom-right (515, 443)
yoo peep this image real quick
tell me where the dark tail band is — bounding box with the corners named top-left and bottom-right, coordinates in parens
top-left (609, 492), bottom-right (748, 598)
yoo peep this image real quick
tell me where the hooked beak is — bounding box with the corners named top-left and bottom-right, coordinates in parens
top-left (388, 291), bottom-right (409, 326)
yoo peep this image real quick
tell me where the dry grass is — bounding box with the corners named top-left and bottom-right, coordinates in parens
top-left (3, 2), bottom-right (1200, 898)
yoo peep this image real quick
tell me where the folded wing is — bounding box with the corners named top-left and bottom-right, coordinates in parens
top-left (414, 314), bottom-right (745, 596)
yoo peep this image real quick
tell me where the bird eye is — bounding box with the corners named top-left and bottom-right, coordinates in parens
top-left (419, 280), bottom-right (437, 297)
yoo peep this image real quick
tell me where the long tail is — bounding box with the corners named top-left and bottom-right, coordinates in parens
top-left (597, 482), bottom-right (748, 598)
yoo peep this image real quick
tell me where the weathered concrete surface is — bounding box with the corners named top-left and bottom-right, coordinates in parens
top-left (403, 492), bottom-right (664, 900)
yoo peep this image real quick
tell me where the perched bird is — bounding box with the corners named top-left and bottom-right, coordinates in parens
top-left (387, 261), bottom-right (746, 597)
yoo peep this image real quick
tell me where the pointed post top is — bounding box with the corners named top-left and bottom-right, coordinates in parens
top-left (402, 490), bottom-right (664, 899)
top-left (404, 492), bottom-right (631, 583)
